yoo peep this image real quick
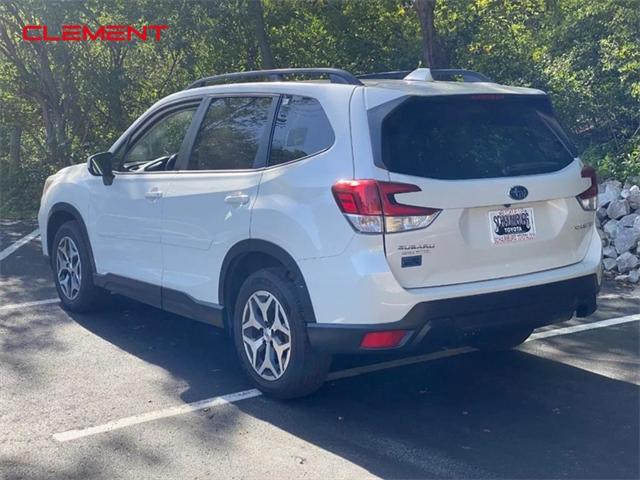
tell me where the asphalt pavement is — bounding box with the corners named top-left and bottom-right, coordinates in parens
top-left (1, 221), bottom-right (638, 479)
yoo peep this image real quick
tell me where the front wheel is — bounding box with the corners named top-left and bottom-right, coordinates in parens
top-left (52, 221), bottom-right (107, 312)
top-left (233, 268), bottom-right (331, 399)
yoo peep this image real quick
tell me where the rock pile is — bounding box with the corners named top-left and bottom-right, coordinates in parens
top-left (596, 178), bottom-right (640, 284)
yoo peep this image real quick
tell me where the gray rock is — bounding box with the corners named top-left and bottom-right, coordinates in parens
top-left (598, 186), bottom-right (620, 207)
top-left (602, 179), bottom-right (622, 190)
top-left (602, 257), bottom-right (617, 271)
top-left (603, 245), bottom-right (617, 258)
top-left (628, 188), bottom-right (640, 210)
top-left (614, 274), bottom-right (628, 282)
top-left (624, 177), bottom-right (640, 189)
top-left (597, 228), bottom-right (609, 246)
top-left (629, 269), bottom-right (640, 284)
top-left (616, 252), bottom-right (639, 273)
top-left (614, 226), bottom-right (640, 254)
top-left (607, 199), bottom-right (630, 219)
top-left (603, 219), bottom-right (619, 238)
top-left (596, 207), bottom-right (608, 222)
top-left (621, 188), bottom-right (631, 199)
top-left (619, 213), bottom-right (639, 227)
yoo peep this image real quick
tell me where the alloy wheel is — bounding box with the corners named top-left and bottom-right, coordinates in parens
top-left (56, 236), bottom-right (82, 300)
top-left (241, 290), bottom-right (292, 381)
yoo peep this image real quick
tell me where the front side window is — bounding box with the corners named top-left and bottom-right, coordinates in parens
top-left (269, 95), bottom-right (334, 166)
top-left (188, 96), bottom-right (273, 171)
top-left (120, 107), bottom-right (196, 171)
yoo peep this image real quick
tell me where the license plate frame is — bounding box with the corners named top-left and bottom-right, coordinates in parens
top-left (489, 207), bottom-right (536, 244)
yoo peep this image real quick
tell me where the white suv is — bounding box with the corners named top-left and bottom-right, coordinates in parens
top-left (38, 68), bottom-right (602, 398)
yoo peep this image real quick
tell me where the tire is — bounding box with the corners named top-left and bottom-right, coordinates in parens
top-left (469, 327), bottom-right (534, 352)
top-left (232, 267), bottom-right (331, 399)
top-left (51, 221), bottom-right (107, 312)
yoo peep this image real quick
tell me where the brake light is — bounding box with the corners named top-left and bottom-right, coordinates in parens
top-left (577, 166), bottom-right (598, 211)
top-left (360, 330), bottom-right (408, 349)
top-left (332, 180), bottom-right (441, 233)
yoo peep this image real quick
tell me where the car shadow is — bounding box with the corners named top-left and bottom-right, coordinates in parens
top-left (64, 298), bottom-right (640, 479)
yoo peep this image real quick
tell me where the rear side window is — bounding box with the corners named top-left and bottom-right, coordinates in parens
top-left (381, 96), bottom-right (575, 180)
top-left (188, 96), bottom-right (273, 171)
top-left (269, 95), bottom-right (334, 166)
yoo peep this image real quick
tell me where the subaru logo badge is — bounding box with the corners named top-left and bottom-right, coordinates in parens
top-left (509, 185), bottom-right (528, 200)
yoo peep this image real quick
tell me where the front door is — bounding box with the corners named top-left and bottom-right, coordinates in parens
top-left (88, 102), bottom-right (200, 305)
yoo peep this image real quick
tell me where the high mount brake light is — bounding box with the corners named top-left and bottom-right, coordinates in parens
top-left (577, 166), bottom-right (598, 211)
top-left (331, 180), bottom-right (441, 233)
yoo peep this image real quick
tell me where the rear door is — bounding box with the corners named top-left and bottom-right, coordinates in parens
top-left (161, 94), bottom-right (277, 312)
top-left (378, 94), bottom-right (594, 288)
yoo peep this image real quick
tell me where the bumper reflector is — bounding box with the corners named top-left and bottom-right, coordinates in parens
top-left (360, 330), bottom-right (408, 349)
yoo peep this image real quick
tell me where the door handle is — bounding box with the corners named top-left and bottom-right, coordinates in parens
top-left (144, 188), bottom-right (163, 200)
top-left (224, 194), bottom-right (250, 205)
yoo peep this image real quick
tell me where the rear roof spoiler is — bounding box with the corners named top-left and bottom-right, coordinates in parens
top-left (359, 68), bottom-right (492, 83)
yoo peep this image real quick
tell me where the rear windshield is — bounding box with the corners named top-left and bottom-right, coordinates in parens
top-left (381, 95), bottom-right (575, 180)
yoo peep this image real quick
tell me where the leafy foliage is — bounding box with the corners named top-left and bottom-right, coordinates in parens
top-left (0, 0), bottom-right (638, 218)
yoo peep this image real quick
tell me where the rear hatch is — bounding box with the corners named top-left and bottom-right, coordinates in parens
top-left (378, 94), bottom-right (595, 288)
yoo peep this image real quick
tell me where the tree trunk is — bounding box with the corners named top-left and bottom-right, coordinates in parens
top-left (414, 0), bottom-right (444, 68)
top-left (250, 0), bottom-right (275, 69)
top-left (9, 125), bottom-right (22, 171)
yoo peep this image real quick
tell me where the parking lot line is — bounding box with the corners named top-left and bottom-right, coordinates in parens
top-left (53, 389), bottom-right (262, 442)
top-left (527, 314), bottom-right (640, 341)
top-left (0, 228), bottom-right (40, 262)
top-left (52, 313), bottom-right (640, 443)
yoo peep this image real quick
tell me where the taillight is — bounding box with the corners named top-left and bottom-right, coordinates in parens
top-left (577, 166), bottom-right (598, 211)
top-left (332, 179), bottom-right (441, 234)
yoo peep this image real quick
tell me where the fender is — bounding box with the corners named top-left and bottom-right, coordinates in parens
top-left (219, 239), bottom-right (317, 324)
top-left (47, 202), bottom-right (97, 272)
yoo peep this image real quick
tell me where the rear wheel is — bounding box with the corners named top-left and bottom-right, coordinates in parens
top-left (52, 221), bottom-right (107, 312)
top-left (469, 327), bottom-right (534, 351)
top-left (233, 267), bottom-right (331, 399)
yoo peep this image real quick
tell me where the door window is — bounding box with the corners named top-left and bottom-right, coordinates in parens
top-left (188, 96), bottom-right (273, 171)
top-left (269, 95), bottom-right (334, 166)
top-left (119, 107), bottom-right (197, 171)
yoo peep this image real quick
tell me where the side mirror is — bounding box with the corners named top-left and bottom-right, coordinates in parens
top-left (88, 152), bottom-right (115, 186)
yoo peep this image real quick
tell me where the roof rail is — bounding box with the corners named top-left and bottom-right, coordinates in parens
top-left (358, 68), bottom-right (492, 83)
top-left (186, 68), bottom-right (363, 89)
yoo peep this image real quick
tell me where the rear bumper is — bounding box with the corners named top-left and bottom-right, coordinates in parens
top-left (307, 273), bottom-right (600, 353)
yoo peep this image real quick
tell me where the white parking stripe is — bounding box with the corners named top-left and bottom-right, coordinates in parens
top-left (53, 389), bottom-right (262, 442)
top-left (527, 314), bottom-right (640, 340)
top-left (0, 298), bottom-right (59, 311)
top-left (52, 313), bottom-right (640, 442)
top-left (0, 228), bottom-right (40, 262)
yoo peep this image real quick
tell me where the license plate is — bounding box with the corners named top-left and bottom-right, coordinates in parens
top-left (489, 207), bottom-right (536, 244)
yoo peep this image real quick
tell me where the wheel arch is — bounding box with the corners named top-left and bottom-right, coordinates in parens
top-left (47, 203), bottom-right (96, 272)
top-left (219, 239), bottom-right (317, 330)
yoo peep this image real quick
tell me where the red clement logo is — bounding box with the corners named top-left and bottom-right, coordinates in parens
top-left (22, 25), bottom-right (169, 42)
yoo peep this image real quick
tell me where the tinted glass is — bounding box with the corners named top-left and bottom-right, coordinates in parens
top-left (188, 96), bottom-right (272, 170)
top-left (121, 107), bottom-right (196, 170)
top-left (381, 96), bottom-right (574, 180)
top-left (269, 95), bottom-right (334, 166)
